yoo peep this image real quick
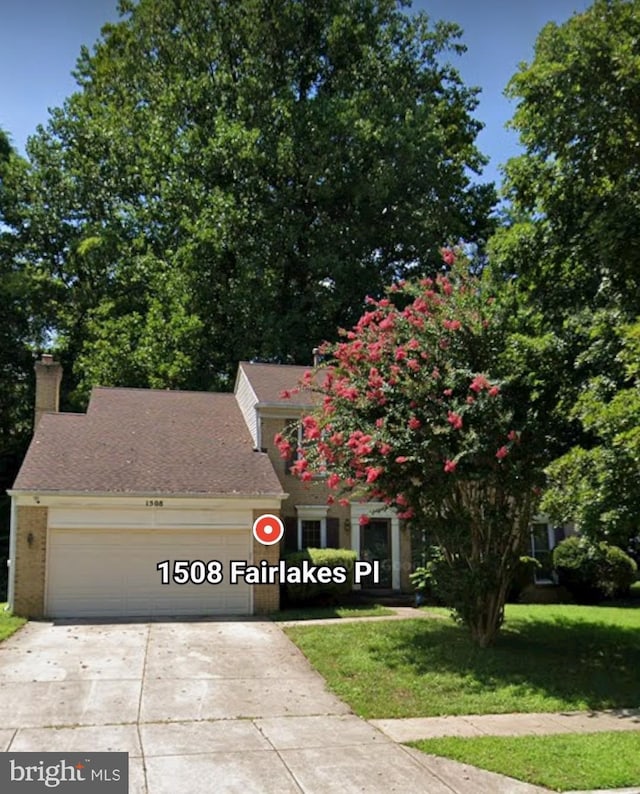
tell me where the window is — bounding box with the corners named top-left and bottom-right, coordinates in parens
top-left (530, 521), bottom-right (555, 583)
top-left (301, 519), bottom-right (322, 548)
top-left (296, 506), bottom-right (328, 549)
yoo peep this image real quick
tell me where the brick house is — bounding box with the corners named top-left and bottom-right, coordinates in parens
top-left (7, 356), bottom-right (411, 619)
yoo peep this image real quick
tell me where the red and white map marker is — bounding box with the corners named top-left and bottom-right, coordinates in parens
top-left (252, 514), bottom-right (285, 546)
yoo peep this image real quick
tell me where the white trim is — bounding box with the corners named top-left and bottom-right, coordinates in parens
top-left (9, 492), bottom-right (286, 510)
top-left (7, 495), bottom-right (17, 612)
top-left (295, 504), bottom-right (328, 549)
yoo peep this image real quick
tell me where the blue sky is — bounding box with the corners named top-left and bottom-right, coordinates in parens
top-left (0, 0), bottom-right (591, 188)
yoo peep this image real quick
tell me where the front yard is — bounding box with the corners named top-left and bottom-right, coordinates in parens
top-left (284, 604), bottom-right (640, 718)
top-left (285, 603), bottom-right (640, 791)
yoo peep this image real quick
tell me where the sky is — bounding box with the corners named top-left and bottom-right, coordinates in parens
top-left (0, 0), bottom-right (592, 189)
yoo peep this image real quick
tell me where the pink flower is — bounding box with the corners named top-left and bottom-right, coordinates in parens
top-left (395, 456), bottom-right (409, 464)
top-left (488, 386), bottom-right (500, 397)
top-left (507, 430), bottom-right (519, 442)
top-left (279, 390), bottom-right (291, 399)
top-left (444, 459), bottom-right (457, 473)
top-left (327, 473), bottom-right (340, 490)
top-left (407, 358), bottom-right (420, 371)
top-left (378, 443), bottom-right (392, 456)
top-left (443, 388), bottom-right (453, 397)
top-left (398, 508), bottom-right (415, 520)
top-left (366, 467), bottom-right (384, 484)
top-left (466, 396), bottom-right (475, 405)
top-left (496, 446), bottom-right (509, 460)
top-left (441, 248), bottom-right (456, 266)
top-left (326, 495), bottom-right (335, 505)
top-left (408, 417), bottom-right (422, 431)
top-left (359, 514), bottom-right (370, 526)
top-left (396, 493), bottom-right (408, 506)
top-left (443, 319), bottom-right (461, 331)
top-left (470, 375), bottom-right (490, 393)
top-left (338, 498), bottom-right (350, 507)
top-left (301, 471), bottom-right (313, 482)
top-left (447, 411), bottom-right (463, 430)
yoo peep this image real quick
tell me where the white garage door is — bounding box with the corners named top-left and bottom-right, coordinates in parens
top-left (46, 529), bottom-right (252, 618)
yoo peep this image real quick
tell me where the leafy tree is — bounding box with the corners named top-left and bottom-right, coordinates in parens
top-left (543, 320), bottom-right (640, 549)
top-left (490, 0), bottom-right (640, 541)
top-left (0, 130), bottom-right (37, 540)
top-left (14, 0), bottom-right (494, 401)
top-left (277, 251), bottom-right (560, 647)
top-left (492, 0), bottom-right (640, 318)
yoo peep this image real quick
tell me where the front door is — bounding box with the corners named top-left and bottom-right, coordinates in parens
top-left (360, 519), bottom-right (392, 588)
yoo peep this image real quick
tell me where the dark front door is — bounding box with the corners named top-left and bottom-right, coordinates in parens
top-left (360, 519), bottom-right (392, 588)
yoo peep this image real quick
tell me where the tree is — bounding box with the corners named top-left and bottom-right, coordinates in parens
top-left (277, 251), bottom-right (559, 647)
top-left (543, 320), bottom-right (640, 550)
top-left (0, 129), bottom-right (37, 543)
top-left (490, 0), bottom-right (640, 541)
top-left (14, 0), bottom-right (495, 401)
top-left (492, 0), bottom-right (640, 318)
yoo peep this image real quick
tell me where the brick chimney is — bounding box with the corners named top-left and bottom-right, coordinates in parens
top-left (34, 354), bottom-right (63, 429)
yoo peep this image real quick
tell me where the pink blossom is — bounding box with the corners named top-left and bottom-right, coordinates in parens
top-left (326, 495), bottom-right (335, 505)
top-left (396, 493), bottom-right (408, 506)
top-left (366, 467), bottom-right (384, 484)
top-left (378, 443), bottom-right (392, 456)
top-left (443, 388), bottom-right (453, 397)
top-left (338, 498), bottom-right (350, 507)
top-left (301, 471), bottom-right (313, 482)
top-left (470, 374), bottom-right (490, 393)
top-left (327, 473), bottom-right (341, 490)
top-left (496, 446), bottom-right (509, 460)
top-left (507, 430), bottom-right (519, 442)
top-left (488, 386), bottom-right (500, 397)
top-left (279, 390), bottom-right (291, 399)
top-left (441, 248), bottom-right (456, 266)
top-left (375, 418), bottom-right (385, 429)
top-left (359, 514), bottom-right (370, 526)
top-left (398, 508), bottom-right (415, 520)
top-left (395, 456), bottom-right (409, 464)
top-left (444, 459), bottom-right (457, 473)
top-left (466, 396), bottom-right (475, 405)
top-left (443, 319), bottom-right (461, 331)
top-left (447, 411), bottom-right (463, 430)
top-left (408, 417), bottom-right (422, 431)
top-left (407, 358), bottom-right (420, 372)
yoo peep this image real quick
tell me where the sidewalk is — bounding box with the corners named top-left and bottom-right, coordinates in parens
top-left (370, 708), bottom-right (640, 742)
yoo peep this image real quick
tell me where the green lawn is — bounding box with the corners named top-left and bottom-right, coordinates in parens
top-left (0, 603), bottom-right (26, 642)
top-left (271, 603), bottom-right (395, 621)
top-left (285, 604), bottom-right (640, 718)
top-left (410, 731), bottom-right (640, 792)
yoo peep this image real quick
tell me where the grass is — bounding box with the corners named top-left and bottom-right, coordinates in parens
top-left (284, 603), bottom-right (640, 718)
top-left (271, 603), bottom-right (395, 621)
top-left (0, 603), bottom-right (26, 642)
top-left (410, 731), bottom-right (640, 792)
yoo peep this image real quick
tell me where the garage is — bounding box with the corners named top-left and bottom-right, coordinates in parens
top-left (46, 528), bottom-right (252, 618)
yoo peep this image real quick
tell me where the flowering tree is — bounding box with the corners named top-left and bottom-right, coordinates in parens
top-left (277, 253), bottom-right (557, 647)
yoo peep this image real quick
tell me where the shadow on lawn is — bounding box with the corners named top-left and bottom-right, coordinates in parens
top-left (371, 615), bottom-right (640, 710)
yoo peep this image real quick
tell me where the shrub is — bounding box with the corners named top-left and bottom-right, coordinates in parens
top-left (553, 537), bottom-right (637, 603)
top-left (283, 548), bottom-right (357, 603)
top-left (507, 556), bottom-right (542, 602)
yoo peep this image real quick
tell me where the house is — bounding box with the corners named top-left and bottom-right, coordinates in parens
top-left (7, 356), bottom-right (411, 619)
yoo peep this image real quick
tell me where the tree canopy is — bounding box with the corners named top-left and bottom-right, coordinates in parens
top-left (11, 0), bottom-right (495, 401)
top-left (279, 251), bottom-right (561, 646)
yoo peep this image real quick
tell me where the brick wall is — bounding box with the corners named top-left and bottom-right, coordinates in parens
top-left (252, 509), bottom-right (281, 614)
top-left (13, 506), bottom-right (48, 618)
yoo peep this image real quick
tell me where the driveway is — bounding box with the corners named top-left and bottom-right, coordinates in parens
top-left (0, 619), bottom-right (546, 793)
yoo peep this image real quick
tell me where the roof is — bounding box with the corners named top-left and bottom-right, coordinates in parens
top-left (239, 362), bottom-right (318, 407)
top-left (13, 387), bottom-right (285, 496)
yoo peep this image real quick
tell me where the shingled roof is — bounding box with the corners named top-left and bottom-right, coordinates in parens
top-left (13, 387), bottom-right (285, 496)
top-left (239, 362), bottom-right (319, 407)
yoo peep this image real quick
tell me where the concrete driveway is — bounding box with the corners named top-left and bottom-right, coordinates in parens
top-left (0, 619), bottom-right (546, 793)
